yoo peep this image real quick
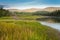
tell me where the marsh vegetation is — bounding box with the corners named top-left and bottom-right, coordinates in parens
top-left (0, 6), bottom-right (60, 40)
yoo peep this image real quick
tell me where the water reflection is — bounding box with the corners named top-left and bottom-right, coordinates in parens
top-left (40, 21), bottom-right (60, 30)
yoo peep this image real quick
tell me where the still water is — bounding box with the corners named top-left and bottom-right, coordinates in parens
top-left (40, 21), bottom-right (60, 30)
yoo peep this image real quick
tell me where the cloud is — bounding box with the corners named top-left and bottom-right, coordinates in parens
top-left (3, 0), bottom-right (60, 9)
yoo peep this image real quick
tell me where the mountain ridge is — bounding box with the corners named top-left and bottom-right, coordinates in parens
top-left (8, 7), bottom-right (60, 12)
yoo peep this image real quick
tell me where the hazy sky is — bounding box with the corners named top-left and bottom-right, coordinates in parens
top-left (0, 0), bottom-right (60, 9)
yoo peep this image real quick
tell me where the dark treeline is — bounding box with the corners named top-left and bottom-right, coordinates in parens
top-left (0, 9), bottom-right (11, 17)
top-left (0, 5), bottom-right (11, 17)
top-left (33, 11), bottom-right (49, 16)
top-left (16, 10), bottom-right (60, 17)
top-left (33, 10), bottom-right (60, 22)
top-left (33, 10), bottom-right (60, 17)
top-left (50, 10), bottom-right (60, 16)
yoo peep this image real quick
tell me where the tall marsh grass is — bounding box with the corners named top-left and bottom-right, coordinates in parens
top-left (0, 21), bottom-right (59, 40)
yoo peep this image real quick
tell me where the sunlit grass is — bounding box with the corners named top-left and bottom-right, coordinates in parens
top-left (0, 21), bottom-right (59, 40)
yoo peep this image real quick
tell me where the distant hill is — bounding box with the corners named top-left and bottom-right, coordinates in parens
top-left (21, 8), bottom-right (41, 12)
top-left (8, 9), bottom-right (22, 12)
top-left (8, 8), bottom-right (41, 12)
top-left (8, 7), bottom-right (60, 12)
top-left (43, 7), bottom-right (60, 12)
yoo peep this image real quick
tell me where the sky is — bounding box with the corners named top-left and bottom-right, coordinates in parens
top-left (0, 0), bottom-right (60, 9)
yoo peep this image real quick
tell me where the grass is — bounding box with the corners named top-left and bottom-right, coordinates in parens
top-left (0, 15), bottom-right (44, 20)
top-left (0, 8), bottom-right (60, 40)
top-left (0, 21), bottom-right (59, 40)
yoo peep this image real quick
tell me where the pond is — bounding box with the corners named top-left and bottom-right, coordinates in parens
top-left (40, 21), bottom-right (60, 30)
